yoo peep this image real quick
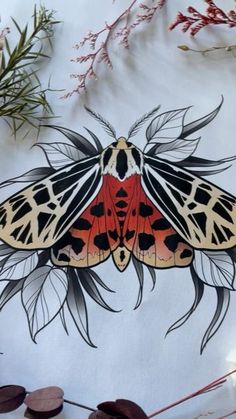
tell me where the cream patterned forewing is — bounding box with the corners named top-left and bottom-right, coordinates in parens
top-left (142, 155), bottom-right (236, 250)
top-left (0, 156), bottom-right (102, 249)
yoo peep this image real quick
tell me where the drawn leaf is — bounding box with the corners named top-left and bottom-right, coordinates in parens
top-left (37, 142), bottom-right (84, 170)
top-left (0, 244), bottom-right (16, 260)
top-left (132, 256), bottom-right (144, 309)
top-left (181, 97), bottom-right (223, 138)
top-left (84, 128), bottom-right (103, 153)
top-left (0, 251), bottom-right (38, 280)
top-left (193, 250), bottom-right (235, 290)
top-left (66, 268), bottom-right (96, 347)
top-left (146, 108), bottom-right (189, 143)
top-left (166, 265), bottom-right (204, 335)
top-left (22, 266), bottom-right (68, 341)
top-left (79, 270), bottom-right (117, 312)
top-left (0, 279), bottom-right (24, 310)
top-left (43, 125), bottom-right (98, 156)
top-left (0, 167), bottom-right (54, 189)
top-left (154, 138), bottom-right (200, 162)
top-left (200, 287), bottom-right (230, 354)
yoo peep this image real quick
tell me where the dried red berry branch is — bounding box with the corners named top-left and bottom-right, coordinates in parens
top-left (170, 1), bottom-right (236, 55)
top-left (64, 0), bottom-right (165, 97)
top-left (170, 0), bottom-right (236, 36)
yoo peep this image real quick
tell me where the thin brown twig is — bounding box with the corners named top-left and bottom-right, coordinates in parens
top-left (147, 369), bottom-right (236, 418)
top-left (178, 44), bottom-right (236, 54)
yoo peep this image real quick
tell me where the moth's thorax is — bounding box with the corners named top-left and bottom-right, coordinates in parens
top-left (101, 137), bottom-right (143, 181)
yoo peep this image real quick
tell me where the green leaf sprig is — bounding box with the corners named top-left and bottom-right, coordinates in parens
top-left (0, 5), bottom-right (60, 137)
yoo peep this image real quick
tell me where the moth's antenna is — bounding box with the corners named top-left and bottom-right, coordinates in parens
top-left (84, 106), bottom-right (117, 139)
top-left (127, 105), bottom-right (161, 139)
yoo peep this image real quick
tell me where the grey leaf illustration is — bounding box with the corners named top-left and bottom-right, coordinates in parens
top-left (22, 266), bottom-right (68, 341)
top-left (0, 279), bottom-right (24, 310)
top-left (146, 108), bottom-right (189, 143)
top-left (193, 250), bottom-right (235, 290)
top-left (66, 268), bottom-right (95, 347)
top-left (0, 251), bottom-right (38, 280)
top-left (0, 167), bottom-right (54, 189)
top-left (154, 138), bottom-right (200, 162)
top-left (37, 142), bottom-right (85, 170)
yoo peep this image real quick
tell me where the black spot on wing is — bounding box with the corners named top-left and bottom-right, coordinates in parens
top-left (108, 229), bottom-right (119, 241)
top-left (9, 194), bottom-right (24, 204)
top-left (200, 183), bottom-right (212, 191)
top-left (138, 233), bottom-right (155, 250)
top-left (18, 223), bottom-right (31, 244)
top-left (164, 234), bottom-right (180, 252)
top-left (132, 209), bottom-right (136, 216)
top-left (27, 234), bottom-right (33, 245)
top-left (32, 183), bottom-right (45, 192)
top-left (115, 200), bottom-right (128, 208)
top-left (12, 202), bottom-right (32, 223)
top-left (116, 150), bottom-right (128, 180)
top-left (167, 186), bottom-right (185, 207)
top-left (12, 198), bottom-right (25, 211)
top-left (221, 194), bottom-right (236, 204)
top-left (116, 211), bottom-right (126, 217)
top-left (107, 209), bottom-right (112, 216)
top-left (192, 212), bottom-right (207, 235)
top-left (125, 229), bottom-right (135, 241)
top-left (211, 234), bottom-right (218, 245)
top-left (213, 202), bottom-right (233, 223)
top-left (194, 188), bottom-right (211, 205)
top-left (60, 187), bottom-right (77, 206)
top-left (38, 212), bottom-right (56, 236)
top-left (11, 226), bottom-right (21, 240)
top-left (213, 222), bottom-right (227, 244)
top-left (0, 207), bottom-right (7, 228)
top-left (219, 198), bottom-right (233, 212)
top-left (90, 202), bottom-right (104, 217)
top-left (58, 254), bottom-right (70, 262)
top-left (222, 226), bottom-right (234, 240)
top-left (188, 202), bottom-right (197, 210)
top-left (53, 231), bottom-right (85, 258)
top-left (139, 202), bottom-right (153, 217)
top-left (94, 233), bottom-right (110, 251)
top-left (73, 218), bottom-right (92, 230)
top-left (48, 202), bottom-right (56, 210)
top-left (151, 218), bottom-right (171, 230)
top-left (116, 188), bottom-right (128, 197)
top-left (34, 189), bottom-right (51, 205)
top-left (180, 249), bottom-right (192, 259)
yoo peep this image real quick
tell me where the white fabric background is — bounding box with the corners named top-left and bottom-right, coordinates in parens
top-left (0, 1), bottom-right (236, 418)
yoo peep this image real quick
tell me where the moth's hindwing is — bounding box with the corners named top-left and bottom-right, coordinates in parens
top-left (0, 156), bottom-right (102, 249)
top-left (143, 155), bottom-right (236, 250)
top-left (51, 175), bottom-right (121, 268)
top-left (52, 173), bottom-right (193, 270)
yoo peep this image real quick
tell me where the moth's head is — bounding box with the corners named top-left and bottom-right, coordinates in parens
top-left (111, 137), bottom-right (133, 150)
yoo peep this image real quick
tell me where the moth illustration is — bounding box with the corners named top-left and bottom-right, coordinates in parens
top-left (0, 99), bottom-right (235, 352)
